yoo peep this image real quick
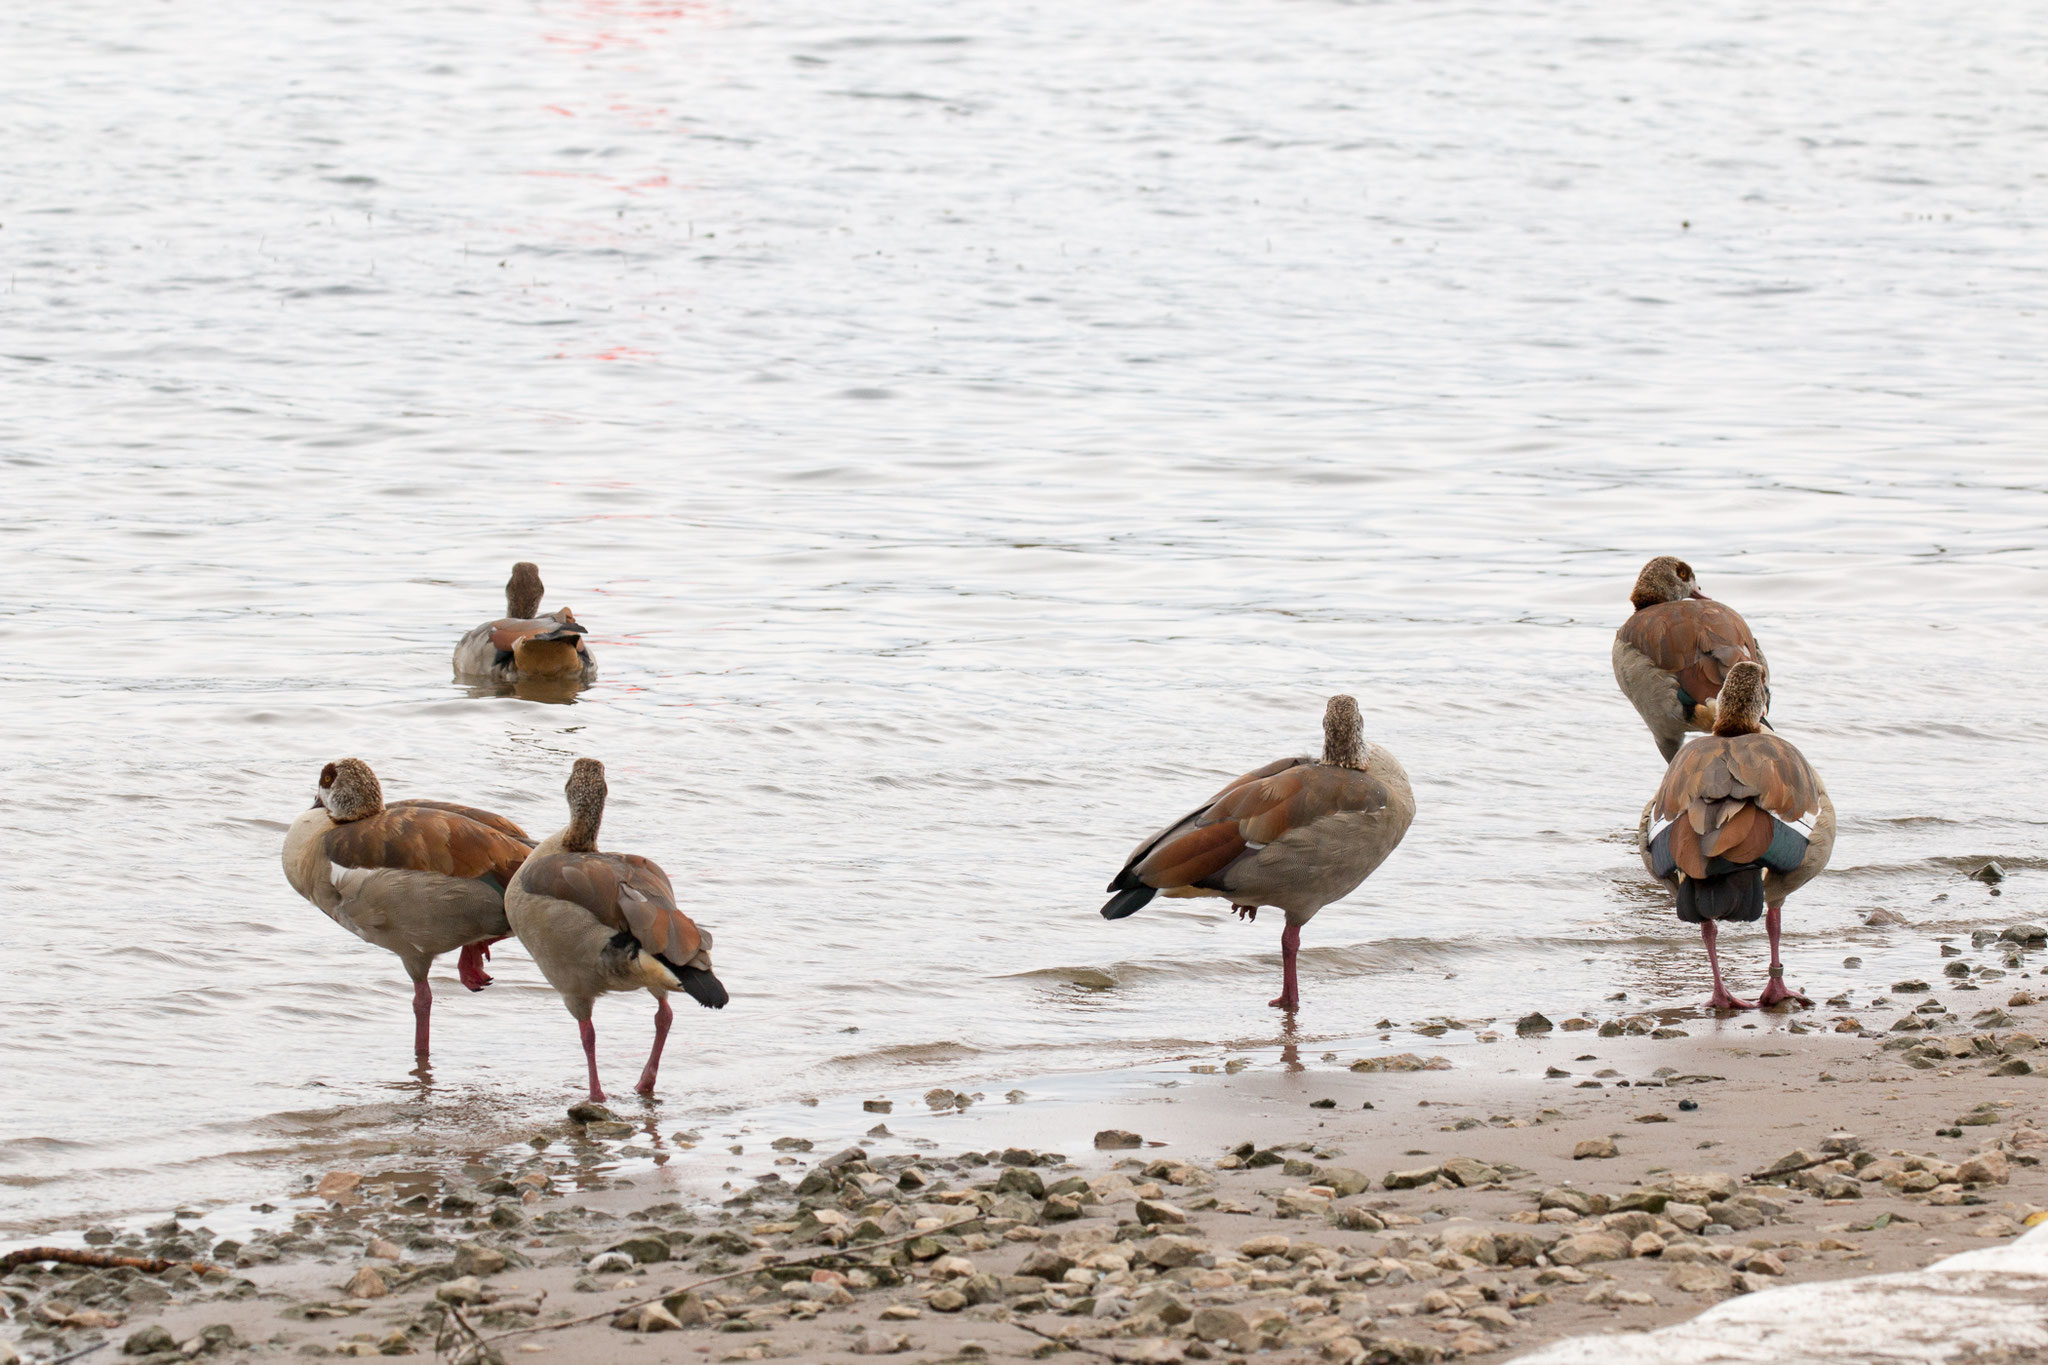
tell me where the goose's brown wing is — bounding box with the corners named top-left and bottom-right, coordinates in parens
top-left (519, 852), bottom-right (704, 964)
top-left (389, 800), bottom-right (532, 845)
top-left (1618, 600), bottom-right (1765, 706)
top-left (487, 615), bottom-right (587, 652)
top-left (1652, 735), bottom-right (1822, 878)
top-left (323, 809), bottom-right (531, 889)
top-left (1111, 757), bottom-right (1307, 890)
top-left (1129, 762), bottom-right (1394, 893)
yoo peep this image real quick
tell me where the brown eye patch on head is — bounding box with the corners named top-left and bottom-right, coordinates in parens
top-left (319, 762), bottom-right (338, 787)
top-left (1674, 561), bottom-right (1693, 580)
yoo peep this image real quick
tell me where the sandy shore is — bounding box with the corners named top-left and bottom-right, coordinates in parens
top-left (8, 975), bottom-right (2048, 1365)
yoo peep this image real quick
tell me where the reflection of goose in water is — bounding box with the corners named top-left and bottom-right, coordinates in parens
top-left (452, 561), bottom-right (597, 686)
top-left (1613, 556), bottom-right (1768, 763)
top-left (1639, 662), bottom-right (1834, 1010)
top-left (506, 759), bottom-right (727, 1103)
top-left (1101, 695), bottom-right (1415, 1013)
top-left (280, 758), bottom-right (531, 1057)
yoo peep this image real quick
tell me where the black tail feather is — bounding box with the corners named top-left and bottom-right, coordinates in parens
top-left (671, 963), bottom-right (729, 1009)
top-left (1101, 884), bottom-right (1157, 921)
top-left (1676, 867), bottom-right (1764, 924)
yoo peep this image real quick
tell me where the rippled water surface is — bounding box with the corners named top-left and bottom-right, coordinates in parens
top-left (4, 0), bottom-right (2046, 1229)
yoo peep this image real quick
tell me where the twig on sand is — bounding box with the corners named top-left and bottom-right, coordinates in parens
top-left (437, 1301), bottom-right (490, 1364)
top-left (469, 1216), bottom-right (981, 1350)
top-left (0, 1246), bottom-right (226, 1277)
top-left (1011, 1320), bottom-right (1122, 1358)
top-left (51, 1343), bottom-right (112, 1365)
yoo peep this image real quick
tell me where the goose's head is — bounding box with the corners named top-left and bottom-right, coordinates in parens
top-left (1322, 694), bottom-right (1367, 769)
top-left (316, 758), bottom-right (384, 822)
top-left (1713, 661), bottom-right (1770, 736)
top-left (564, 757), bottom-right (607, 851)
top-left (1631, 556), bottom-right (1705, 611)
top-left (507, 561), bottom-right (544, 619)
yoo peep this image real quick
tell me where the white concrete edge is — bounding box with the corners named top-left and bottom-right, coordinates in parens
top-left (1512, 1220), bottom-right (2048, 1364)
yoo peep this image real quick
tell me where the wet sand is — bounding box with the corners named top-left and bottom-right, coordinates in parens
top-left (10, 968), bottom-right (2048, 1365)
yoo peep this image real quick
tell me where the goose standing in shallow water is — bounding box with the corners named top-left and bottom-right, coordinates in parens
top-left (281, 759), bottom-right (533, 1056)
top-left (1101, 695), bottom-right (1414, 1012)
top-left (1613, 556), bottom-right (1767, 763)
top-left (1640, 661), bottom-right (1834, 1010)
top-left (506, 759), bottom-right (726, 1102)
top-left (452, 561), bottom-right (597, 686)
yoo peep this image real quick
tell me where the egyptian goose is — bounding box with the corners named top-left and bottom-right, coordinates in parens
top-left (1101, 695), bottom-right (1414, 1011)
top-left (506, 759), bottom-right (727, 1102)
top-left (452, 561), bottom-right (598, 685)
top-left (281, 759), bottom-right (533, 1056)
top-left (1612, 556), bottom-right (1767, 763)
top-left (1639, 662), bottom-right (1834, 1010)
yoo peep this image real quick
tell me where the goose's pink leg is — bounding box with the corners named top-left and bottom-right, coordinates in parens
top-left (580, 1018), bottom-right (606, 1102)
top-left (1755, 904), bottom-right (1811, 1008)
top-left (1702, 921), bottom-right (1756, 1010)
top-left (457, 936), bottom-right (509, 991)
top-left (1270, 923), bottom-right (1302, 1012)
top-left (635, 999), bottom-right (674, 1096)
top-left (413, 979), bottom-right (433, 1055)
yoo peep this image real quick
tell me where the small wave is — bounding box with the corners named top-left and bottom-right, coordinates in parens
top-left (824, 1041), bottom-right (983, 1069)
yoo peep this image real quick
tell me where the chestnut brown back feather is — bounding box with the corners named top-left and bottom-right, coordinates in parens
top-left (388, 800), bottom-right (531, 844)
top-left (1618, 600), bottom-right (1764, 705)
top-left (324, 810), bottom-right (532, 886)
top-left (521, 850), bottom-right (702, 964)
top-left (1653, 733), bottom-right (1821, 878)
top-left (488, 618), bottom-right (581, 653)
top-left (1132, 763), bottom-right (1392, 892)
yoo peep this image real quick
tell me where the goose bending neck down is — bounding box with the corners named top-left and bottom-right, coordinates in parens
top-left (281, 758), bottom-right (533, 1057)
top-left (506, 759), bottom-right (727, 1101)
top-left (1613, 556), bottom-right (1769, 764)
top-left (1100, 695), bottom-right (1414, 1012)
top-left (1639, 661), bottom-right (1834, 1010)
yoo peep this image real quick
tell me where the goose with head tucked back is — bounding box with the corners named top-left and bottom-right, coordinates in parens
top-left (452, 561), bottom-right (597, 685)
top-left (507, 759), bottom-right (727, 1102)
top-left (1101, 695), bottom-right (1414, 1012)
top-left (1613, 556), bottom-right (1767, 763)
top-left (282, 759), bottom-right (533, 1056)
top-left (1639, 661), bottom-right (1834, 1010)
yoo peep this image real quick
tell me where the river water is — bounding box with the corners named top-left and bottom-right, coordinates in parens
top-left (3, 0), bottom-right (2045, 1231)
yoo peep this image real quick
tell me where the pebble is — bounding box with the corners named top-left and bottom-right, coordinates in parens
top-left (1093, 1129), bottom-right (1142, 1150)
top-left (1550, 1232), bottom-right (1629, 1265)
top-left (1573, 1137), bottom-right (1618, 1160)
top-left (1665, 1262), bottom-right (1735, 1294)
top-left (342, 1267), bottom-right (387, 1299)
top-left (1134, 1199), bottom-right (1187, 1226)
top-left (435, 1276), bottom-right (486, 1306)
top-left (615, 1302), bottom-right (682, 1332)
top-left (316, 1171), bottom-right (364, 1202)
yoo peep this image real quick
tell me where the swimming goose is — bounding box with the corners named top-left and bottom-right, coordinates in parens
top-left (506, 759), bottom-right (727, 1102)
top-left (281, 759), bottom-right (533, 1056)
top-left (452, 561), bottom-right (598, 685)
top-left (1639, 661), bottom-right (1834, 1010)
top-left (1613, 556), bottom-right (1767, 763)
top-left (1101, 695), bottom-right (1414, 1012)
